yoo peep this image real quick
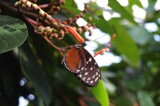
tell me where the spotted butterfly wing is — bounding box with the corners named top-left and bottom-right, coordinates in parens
top-left (75, 47), bottom-right (101, 86)
top-left (62, 45), bottom-right (101, 87)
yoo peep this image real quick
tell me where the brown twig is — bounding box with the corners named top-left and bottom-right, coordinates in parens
top-left (43, 36), bottom-right (64, 56)
top-left (24, 16), bottom-right (37, 26)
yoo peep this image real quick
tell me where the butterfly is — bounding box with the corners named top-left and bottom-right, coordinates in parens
top-left (62, 44), bottom-right (101, 87)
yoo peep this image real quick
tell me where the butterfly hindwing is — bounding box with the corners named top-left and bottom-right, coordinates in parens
top-left (75, 48), bottom-right (101, 87)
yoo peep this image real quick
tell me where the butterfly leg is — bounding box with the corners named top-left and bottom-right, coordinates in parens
top-left (94, 34), bottom-right (116, 57)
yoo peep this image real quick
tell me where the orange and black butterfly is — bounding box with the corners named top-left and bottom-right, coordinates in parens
top-left (62, 44), bottom-right (101, 87)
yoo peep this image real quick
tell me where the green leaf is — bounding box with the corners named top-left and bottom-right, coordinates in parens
top-left (62, 0), bottom-right (80, 15)
top-left (0, 15), bottom-right (28, 54)
top-left (90, 80), bottom-right (109, 106)
top-left (146, 1), bottom-right (156, 17)
top-left (19, 41), bottom-right (52, 105)
top-left (93, 18), bottom-right (114, 34)
top-left (128, 25), bottom-right (150, 46)
top-left (115, 96), bottom-right (132, 106)
top-left (128, 0), bottom-right (143, 8)
top-left (108, 0), bottom-right (136, 24)
top-left (137, 91), bottom-right (155, 106)
top-left (113, 25), bottom-right (140, 67)
top-left (124, 74), bottom-right (146, 91)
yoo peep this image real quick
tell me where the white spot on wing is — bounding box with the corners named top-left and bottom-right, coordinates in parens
top-left (81, 67), bottom-right (84, 70)
top-left (92, 75), bottom-right (95, 79)
top-left (84, 72), bottom-right (88, 75)
top-left (77, 70), bottom-right (80, 73)
top-left (96, 72), bottom-right (98, 76)
top-left (98, 74), bottom-right (100, 78)
top-left (78, 74), bottom-right (82, 78)
top-left (95, 77), bottom-right (99, 82)
top-left (87, 77), bottom-right (91, 81)
top-left (89, 58), bottom-right (92, 62)
top-left (82, 77), bottom-right (86, 81)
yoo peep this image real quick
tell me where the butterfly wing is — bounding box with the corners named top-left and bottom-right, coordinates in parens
top-left (75, 48), bottom-right (101, 87)
top-left (62, 47), bottom-right (86, 74)
top-left (62, 46), bottom-right (101, 87)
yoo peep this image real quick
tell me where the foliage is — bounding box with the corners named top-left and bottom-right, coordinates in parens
top-left (0, 0), bottom-right (160, 106)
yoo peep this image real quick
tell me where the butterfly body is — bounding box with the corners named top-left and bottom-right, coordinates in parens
top-left (62, 44), bottom-right (101, 87)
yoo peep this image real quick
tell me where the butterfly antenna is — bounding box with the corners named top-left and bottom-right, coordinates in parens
top-left (86, 34), bottom-right (109, 44)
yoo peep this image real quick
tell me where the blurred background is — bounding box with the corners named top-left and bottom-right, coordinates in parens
top-left (0, 0), bottom-right (160, 106)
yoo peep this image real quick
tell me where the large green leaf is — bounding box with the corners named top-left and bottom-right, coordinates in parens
top-left (0, 15), bottom-right (28, 54)
top-left (137, 91), bottom-right (155, 106)
top-left (113, 25), bottom-right (140, 67)
top-left (19, 41), bottom-right (52, 105)
top-left (128, 25), bottom-right (150, 46)
top-left (90, 80), bottom-right (109, 106)
top-left (108, 0), bottom-right (136, 24)
top-left (93, 18), bottom-right (114, 34)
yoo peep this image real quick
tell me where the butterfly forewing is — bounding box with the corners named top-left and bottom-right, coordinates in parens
top-left (62, 47), bottom-right (86, 74)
